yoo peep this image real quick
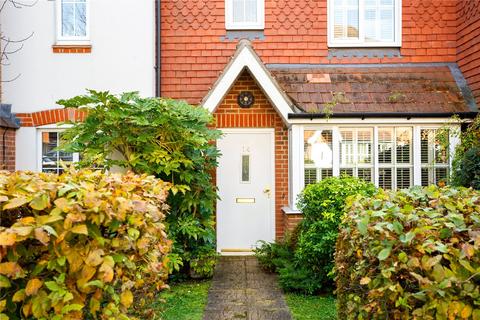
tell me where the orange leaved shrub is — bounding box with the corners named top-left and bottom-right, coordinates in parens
top-left (0, 169), bottom-right (172, 319)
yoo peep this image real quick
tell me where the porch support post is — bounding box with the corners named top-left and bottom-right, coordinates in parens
top-left (290, 125), bottom-right (303, 210)
top-left (413, 126), bottom-right (422, 186)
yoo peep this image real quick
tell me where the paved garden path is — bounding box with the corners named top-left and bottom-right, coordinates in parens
top-left (203, 256), bottom-right (293, 320)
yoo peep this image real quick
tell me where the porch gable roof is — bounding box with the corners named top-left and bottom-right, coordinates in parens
top-left (201, 39), bottom-right (295, 124)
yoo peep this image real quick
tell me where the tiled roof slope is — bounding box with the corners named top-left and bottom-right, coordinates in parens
top-left (161, 0), bottom-right (459, 104)
top-left (457, 0), bottom-right (480, 106)
top-left (268, 65), bottom-right (471, 114)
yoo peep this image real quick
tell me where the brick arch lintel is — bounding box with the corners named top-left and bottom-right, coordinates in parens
top-left (15, 108), bottom-right (87, 127)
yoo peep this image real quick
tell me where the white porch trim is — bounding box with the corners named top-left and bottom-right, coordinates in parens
top-left (201, 39), bottom-right (294, 124)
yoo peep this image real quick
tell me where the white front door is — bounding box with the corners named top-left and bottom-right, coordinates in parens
top-left (216, 129), bottom-right (275, 253)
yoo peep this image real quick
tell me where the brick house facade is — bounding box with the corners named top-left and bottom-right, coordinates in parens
top-left (2, 0), bottom-right (479, 252)
top-left (160, 0), bottom-right (479, 104)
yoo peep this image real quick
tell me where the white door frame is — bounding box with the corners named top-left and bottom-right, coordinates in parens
top-left (216, 128), bottom-right (276, 253)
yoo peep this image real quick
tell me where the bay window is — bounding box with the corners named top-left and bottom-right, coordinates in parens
top-left (328, 0), bottom-right (401, 47)
top-left (301, 125), bottom-right (453, 191)
top-left (225, 0), bottom-right (264, 30)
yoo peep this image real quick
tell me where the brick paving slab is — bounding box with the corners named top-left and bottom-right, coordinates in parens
top-left (203, 256), bottom-right (293, 320)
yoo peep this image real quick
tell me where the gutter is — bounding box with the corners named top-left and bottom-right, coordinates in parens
top-left (155, 0), bottom-right (161, 97)
top-left (288, 112), bottom-right (478, 120)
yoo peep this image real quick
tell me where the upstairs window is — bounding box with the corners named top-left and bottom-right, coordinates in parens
top-left (225, 0), bottom-right (264, 30)
top-left (56, 0), bottom-right (89, 41)
top-left (328, 0), bottom-right (401, 47)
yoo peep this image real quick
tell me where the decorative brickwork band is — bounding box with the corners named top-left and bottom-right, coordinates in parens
top-left (15, 108), bottom-right (86, 127)
top-left (52, 45), bottom-right (92, 54)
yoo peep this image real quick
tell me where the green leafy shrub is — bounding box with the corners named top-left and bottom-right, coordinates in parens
top-left (57, 91), bottom-right (221, 278)
top-left (255, 177), bottom-right (376, 294)
top-left (336, 186), bottom-right (480, 319)
top-left (450, 115), bottom-right (480, 190)
top-left (453, 146), bottom-right (480, 190)
top-left (0, 169), bottom-right (171, 319)
top-left (294, 176), bottom-right (377, 292)
top-left (255, 240), bottom-right (294, 273)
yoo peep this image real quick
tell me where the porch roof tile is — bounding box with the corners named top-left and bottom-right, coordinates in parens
top-left (267, 65), bottom-right (474, 114)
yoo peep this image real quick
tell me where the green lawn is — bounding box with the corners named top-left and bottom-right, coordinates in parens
top-left (147, 280), bottom-right (211, 320)
top-left (285, 293), bottom-right (336, 320)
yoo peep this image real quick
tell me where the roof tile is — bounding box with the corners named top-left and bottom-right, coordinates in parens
top-left (269, 65), bottom-right (471, 114)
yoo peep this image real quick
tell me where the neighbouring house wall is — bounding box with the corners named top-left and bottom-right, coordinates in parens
top-left (0, 128), bottom-right (15, 171)
top-left (1, 0), bottom-right (155, 171)
top-left (161, 0), bottom-right (458, 104)
top-left (213, 70), bottom-right (289, 239)
top-left (457, 0), bottom-right (480, 106)
top-left (1, 0), bottom-right (155, 114)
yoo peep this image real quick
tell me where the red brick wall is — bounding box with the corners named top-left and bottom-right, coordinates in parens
top-left (15, 108), bottom-right (86, 127)
top-left (0, 128), bottom-right (15, 171)
top-left (161, 0), bottom-right (459, 104)
top-left (457, 0), bottom-right (480, 105)
top-left (213, 70), bottom-right (289, 239)
top-left (284, 213), bottom-right (303, 234)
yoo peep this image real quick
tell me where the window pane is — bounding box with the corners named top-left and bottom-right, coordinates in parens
top-left (340, 130), bottom-right (354, 165)
top-left (245, 0), bottom-right (257, 22)
top-left (421, 168), bottom-right (429, 186)
top-left (378, 128), bottom-right (393, 164)
top-left (347, 8), bottom-right (359, 38)
top-left (42, 132), bottom-right (74, 173)
top-left (340, 168), bottom-right (354, 176)
top-left (379, 168), bottom-right (392, 190)
top-left (321, 169), bottom-right (333, 179)
top-left (304, 168), bottom-right (317, 186)
top-left (42, 132), bottom-right (58, 170)
top-left (396, 168), bottom-right (411, 189)
top-left (62, 3), bottom-right (75, 36)
top-left (435, 167), bottom-right (448, 185)
top-left (304, 130), bottom-right (333, 168)
top-left (358, 168), bottom-right (372, 182)
top-left (334, 8), bottom-right (345, 39)
top-left (333, 0), bottom-right (359, 39)
top-left (435, 133), bottom-right (449, 164)
top-left (364, 8), bottom-right (376, 41)
top-left (396, 127), bottom-right (412, 164)
top-left (241, 154), bottom-right (250, 182)
top-left (233, 0), bottom-right (245, 22)
top-left (75, 2), bottom-right (87, 36)
top-left (421, 129), bottom-right (431, 164)
top-left (358, 129), bottom-right (372, 164)
top-left (380, 8), bottom-right (394, 41)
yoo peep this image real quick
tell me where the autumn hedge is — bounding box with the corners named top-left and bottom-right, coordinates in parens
top-left (0, 169), bottom-right (172, 319)
top-left (336, 186), bottom-right (480, 319)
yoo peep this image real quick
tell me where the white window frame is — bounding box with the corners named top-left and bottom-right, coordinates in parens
top-left (37, 128), bottom-right (79, 173)
top-left (327, 0), bottom-right (402, 47)
top-left (56, 0), bottom-right (90, 43)
top-left (298, 124), bottom-right (456, 190)
top-left (225, 0), bottom-right (265, 30)
top-left (419, 128), bottom-right (450, 186)
top-left (377, 126), bottom-right (413, 190)
top-left (339, 128), bottom-right (374, 182)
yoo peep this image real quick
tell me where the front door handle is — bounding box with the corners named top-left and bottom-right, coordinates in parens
top-left (263, 187), bottom-right (271, 198)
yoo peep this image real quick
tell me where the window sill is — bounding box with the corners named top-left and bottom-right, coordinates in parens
top-left (281, 206), bottom-right (302, 215)
top-left (52, 44), bottom-right (92, 54)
